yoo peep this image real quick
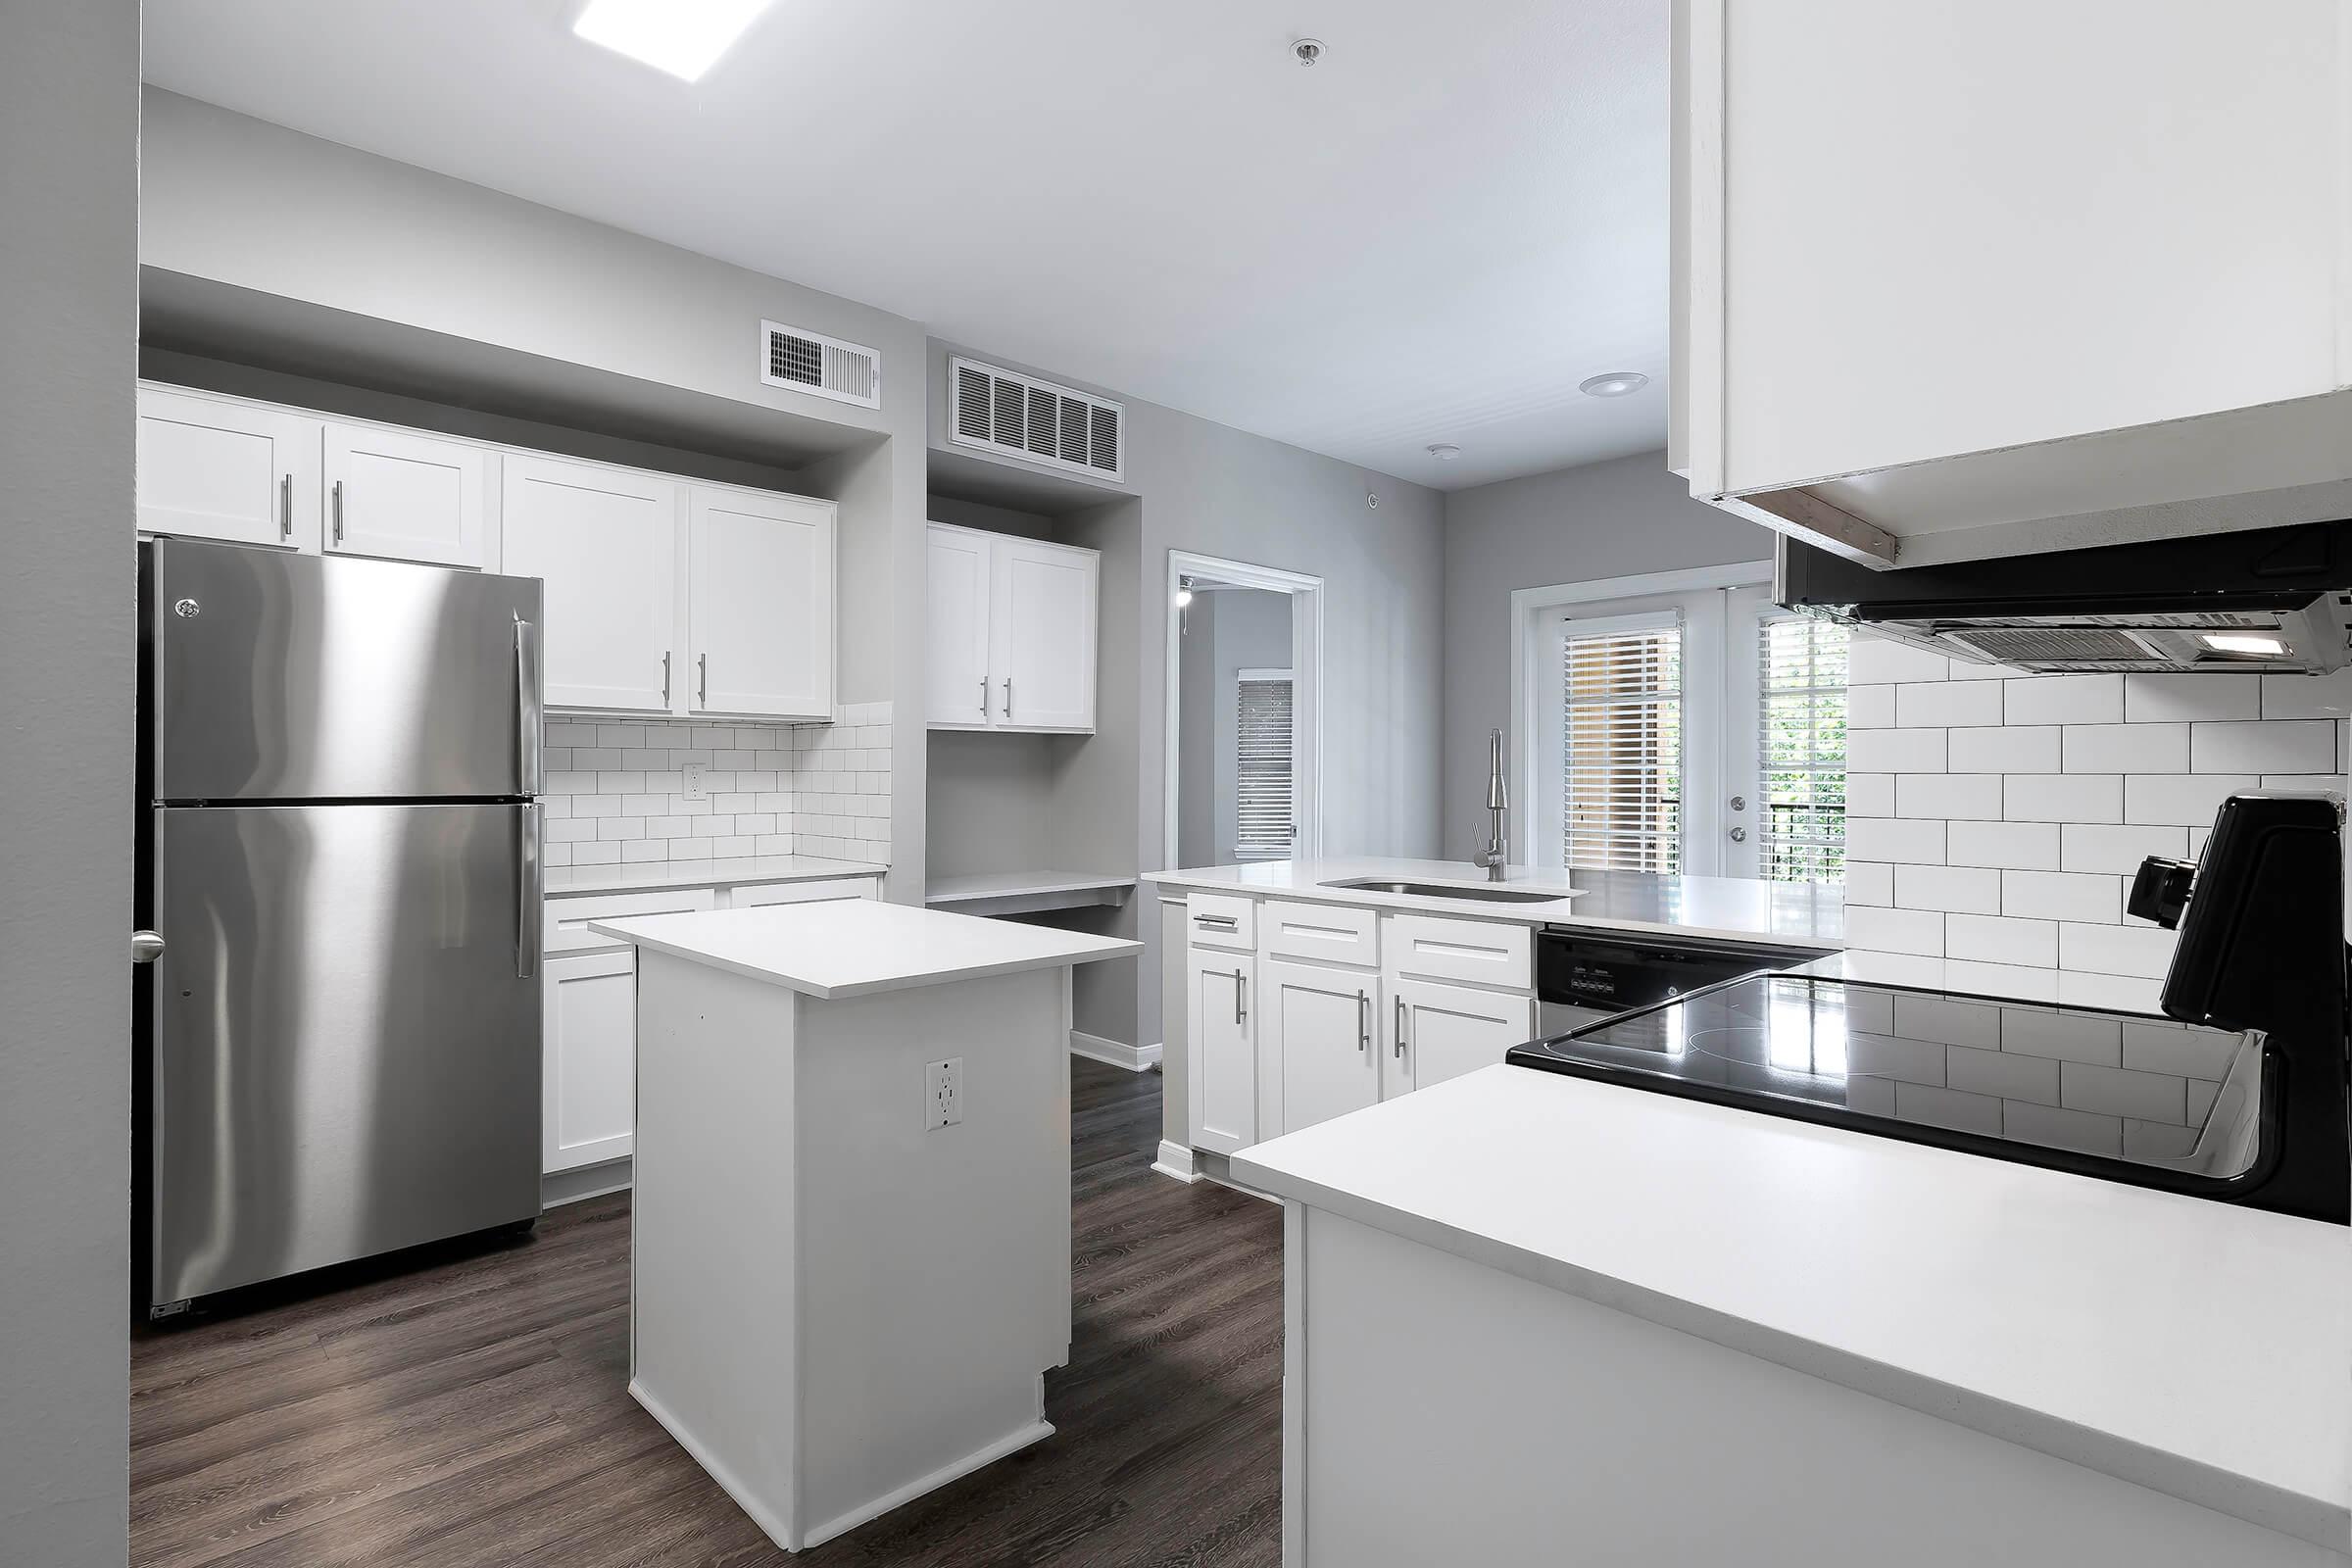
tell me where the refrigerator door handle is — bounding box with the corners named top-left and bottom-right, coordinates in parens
top-left (517, 803), bottom-right (542, 980)
top-left (514, 615), bottom-right (543, 796)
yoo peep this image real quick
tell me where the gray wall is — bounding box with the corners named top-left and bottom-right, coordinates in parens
top-left (1440, 450), bottom-right (1775, 859)
top-left (139, 89), bottom-right (937, 903)
top-left (1, 3), bottom-right (137, 1562)
top-left (1208, 591), bottom-right (1294, 861)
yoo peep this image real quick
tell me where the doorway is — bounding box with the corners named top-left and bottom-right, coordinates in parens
top-left (1163, 552), bottom-right (1323, 869)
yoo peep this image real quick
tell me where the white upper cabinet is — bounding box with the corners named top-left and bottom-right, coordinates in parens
top-left (926, 525), bottom-right (995, 727)
top-left (136, 386), bottom-right (319, 552)
top-left (688, 486), bottom-right (834, 720)
top-left (925, 522), bottom-right (1098, 732)
top-left (502, 455), bottom-right (681, 714)
top-left (1673, 0), bottom-right (2352, 566)
top-left (992, 537), bottom-right (1098, 731)
top-left (322, 421), bottom-right (490, 568)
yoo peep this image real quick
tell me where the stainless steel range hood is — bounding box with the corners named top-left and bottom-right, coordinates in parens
top-left (1776, 520), bottom-right (2352, 674)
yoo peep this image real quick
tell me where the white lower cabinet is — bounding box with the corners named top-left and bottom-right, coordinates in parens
top-left (543, 949), bottom-right (640, 1173)
top-left (1388, 976), bottom-right (1535, 1096)
top-left (1256, 958), bottom-right (1382, 1140)
top-left (1186, 947), bottom-right (1257, 1155)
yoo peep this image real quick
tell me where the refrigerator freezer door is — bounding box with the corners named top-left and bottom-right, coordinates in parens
top-left (147, 803), bottom-right (542, 1306)
top-left (148, 539), bottom-right (543, 801)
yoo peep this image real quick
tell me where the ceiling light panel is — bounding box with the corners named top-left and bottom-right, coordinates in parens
top-left (572, 0), bottom-right (774, 81)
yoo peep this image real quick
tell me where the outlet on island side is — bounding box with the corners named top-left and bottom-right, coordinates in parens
top-left (926, 1057), bottom-right (963, 1129)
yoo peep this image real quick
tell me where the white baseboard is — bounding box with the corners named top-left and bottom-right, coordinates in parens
top-left (1151, 1139), bottom-right (1201, 1184)
top-left (1069, 1030), bottom-right (1162, 1072)
top-left (544, 1155), bottom-right (631, 1208)
top-left (632, 1377), bottom-right (801, 1549)
top-left (803, 1415), bottom-right (1055, 1548)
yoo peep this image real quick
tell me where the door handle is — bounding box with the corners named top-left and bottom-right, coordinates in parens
top-left (278, 473), bottom-right (292, 539)
top-left (514, 616), bottom-right (543, 795)
top-left (131, 931), bottom-right (166, 965)
top-left (1357, 990), bottom-right (1370, 1053)
top-left (516, 805), bottom-right (542, 979)
top-left (1394, 995), bottom-right (1406, 1058)
top-left (1233, 968), bottom-right (1247, 1025)
top-left (331, 478), bottom-right (345, 544)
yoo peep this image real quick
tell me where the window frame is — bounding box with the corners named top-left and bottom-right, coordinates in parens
top-left (1232, 665), bottom-right (1296, 860)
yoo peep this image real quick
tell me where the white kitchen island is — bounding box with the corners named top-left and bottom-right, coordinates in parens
top-left (589, 899), bottom-right (1140, 1553)
top-left (1236, 1066), bottom-right (2352, 1568)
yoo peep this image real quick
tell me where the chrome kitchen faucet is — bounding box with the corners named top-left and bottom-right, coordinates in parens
top-left (1478, 728), bottom-right (1509, 881)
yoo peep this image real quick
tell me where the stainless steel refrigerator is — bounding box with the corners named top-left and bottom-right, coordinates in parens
top-left (136, 537), bottom-right (544, 1315)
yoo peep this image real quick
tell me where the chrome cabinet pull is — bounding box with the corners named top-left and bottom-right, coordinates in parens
top-left (278, 473), bottom-right (292, 539)
top-left (1003, 677), bottom-right (1013, 718)
top-left (1357, 990), bottom-right (1370, 1053)
top-left (1394, 995), bottom-right (1406, 1058)
top-left (662, 652), bottom-right (671, 704)
top-left (698, 653), bottom-right (709, 707)
top-left (979, 674), bottom-right (988, 715)
top-left (1195, 913), bottom-right (1239, 931)
top-left (1233, 968), bottom-right (1247, 1025)
top-left (331, 478), bottom-right (345, 544)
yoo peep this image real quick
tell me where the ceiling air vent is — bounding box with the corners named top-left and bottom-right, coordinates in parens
top-left (949, 356), bottom-right (1123, 483)
top-left (759, 320), bottom-right (881, 409)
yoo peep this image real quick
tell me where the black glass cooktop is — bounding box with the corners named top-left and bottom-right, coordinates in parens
top-left (1507, 974), bottom-right (2271, 1198)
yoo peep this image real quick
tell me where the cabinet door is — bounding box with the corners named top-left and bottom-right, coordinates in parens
top-left (543, 949), bottom-right (638, 1173)
top-left (989, 537), bottom-right (1097, 732)
top-left (323, 422), bottom-right (489, 567)
top-left (135, 387), bottom-right (319, 551)
top-left (926, 525), bottom-right (995, 728)
top-left (502, 455), bottom-right (680, 714)
top-left (688, 487), bottom-right (833, 719)
top-left (1185, 948), bottom-right (1256, 1154)
top-left (1257, 957), bottom-right (1380, 1140)
top-left (1389, 977), bottom-right (1535, 1097)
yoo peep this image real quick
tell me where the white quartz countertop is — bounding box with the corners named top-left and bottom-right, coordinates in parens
top-left (1233, 1065), bottom-right (2352, 1554)
top-left (1146, 858), bottom-right (1844, 950)
top-left (590, 898), bottom-right (1141, 999)
top-left (546, 855), bottom-right (888, 898)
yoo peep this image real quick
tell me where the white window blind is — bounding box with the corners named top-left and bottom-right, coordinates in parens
top-left (1757, 615), bottom-right (1848, 885)
top-left (1235, 670), bottom-right (1295, 859)
top-left (1560, 619), bottom-right (1683, 873)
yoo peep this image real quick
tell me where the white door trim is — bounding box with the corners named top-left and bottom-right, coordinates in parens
top-left (1163, 550), bottom-right (1324, 868)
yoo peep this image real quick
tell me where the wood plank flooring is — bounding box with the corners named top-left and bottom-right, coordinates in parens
top-left (130, 1059), bottom-right (1284, 1568)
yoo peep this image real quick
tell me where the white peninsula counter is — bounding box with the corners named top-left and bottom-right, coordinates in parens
top-left (1235, 1066), bottom-right (2351, 1568)
top-left (589, 899), bottom-right (1140, 1553)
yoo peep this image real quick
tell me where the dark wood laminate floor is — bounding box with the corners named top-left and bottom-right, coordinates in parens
top-left (131, 1059), bottom-right (1284, 1568)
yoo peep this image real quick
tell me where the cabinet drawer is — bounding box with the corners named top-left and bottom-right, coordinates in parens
top-left (1187, 891), bottom-right (1257, 952)
top-left (1383, 912), bottom-right (1532, 992)
top-left (544, 886), bottom-right (716, 956)
top-left (723, 876), bottom-right (878, 909)
top-left (1258, 900), bottom-right (1379, 968)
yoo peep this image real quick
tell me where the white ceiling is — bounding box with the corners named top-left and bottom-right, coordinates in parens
top-left (141, 0), bottom-right (1670, 491)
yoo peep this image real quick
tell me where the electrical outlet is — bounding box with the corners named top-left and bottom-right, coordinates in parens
top-left (681, 761), bottom-right (709, 803)
top-left (926, 1056), bottom-right (962, 1129)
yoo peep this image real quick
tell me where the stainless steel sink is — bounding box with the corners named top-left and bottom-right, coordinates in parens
top-left (1318, 877), bottom-right (1565, 905)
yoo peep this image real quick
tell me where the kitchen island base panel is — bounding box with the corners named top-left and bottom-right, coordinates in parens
top-left (630, 950), bottom-right (1072, 1551)
top-left (1287, 1206), bottom-right (2343, 1568)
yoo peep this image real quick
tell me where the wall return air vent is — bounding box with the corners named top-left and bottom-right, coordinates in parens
top-left (759, 320), bottom-right (881, 409)
top-left (950, 357), bottom-right (1124, 484)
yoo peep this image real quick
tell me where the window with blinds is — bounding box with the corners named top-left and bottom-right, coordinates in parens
top-left (1235, 670), bottom-right (1295, 859)
top-left (1757, 616), bottom-right (1848, 885)
top-left (1560, 621), bottom-right (1683, 873)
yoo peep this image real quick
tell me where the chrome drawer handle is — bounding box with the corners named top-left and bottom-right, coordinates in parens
top-left (1195, 913), bottom-right (1239, 930)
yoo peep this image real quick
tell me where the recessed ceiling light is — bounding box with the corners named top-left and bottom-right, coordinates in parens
top-left (1427, 443), bottom-right (1461, 461)
top-left (573, 0), bottom-right (775, 81)
top-left (1579, 371), bottom-right (1648, 398)
top-left (2200, 632), bottom-right (2287, 656)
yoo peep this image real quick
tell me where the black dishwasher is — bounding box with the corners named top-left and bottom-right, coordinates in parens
top-left (1536, 929), bottom-right (1821, 1036)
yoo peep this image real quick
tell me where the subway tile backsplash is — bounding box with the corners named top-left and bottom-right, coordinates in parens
top-left (1845, 635), bottom-right (2348, 982)
top-left (536, 700), bottom-right (891, 869)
